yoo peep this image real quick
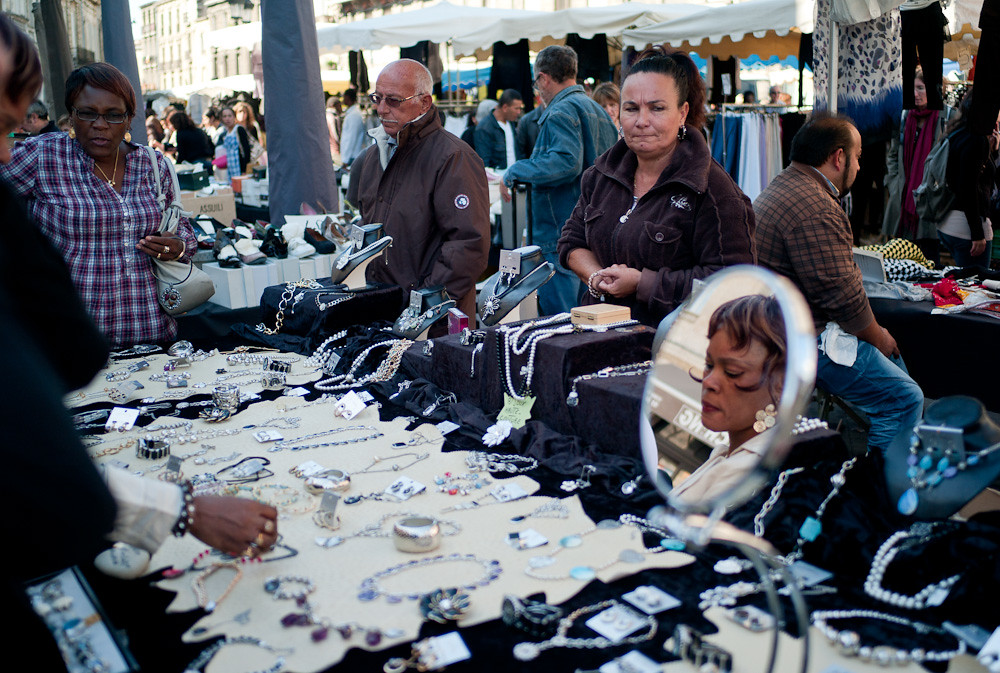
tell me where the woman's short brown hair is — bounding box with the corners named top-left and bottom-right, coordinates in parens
top-left (592, 82), bottom-right (620, 109)
top-left (707, 294), bottom-right (786, 402)
top-left (64, 62), bottom-right (136, 118)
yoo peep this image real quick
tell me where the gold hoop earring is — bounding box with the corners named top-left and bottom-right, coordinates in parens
top-left (124, 131), bottom-right (132, 143)
top-left (68, 127), bottom-right (76, 139)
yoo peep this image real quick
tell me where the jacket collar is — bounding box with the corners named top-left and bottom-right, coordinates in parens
top-left (594, 128), bottom-right (712, 194)
top-left (539, 84), bottom-right (585, 124)
top-left (367, 105), bottom-right (441, 169)
top-left (789, 162), bottom-right (840, 199)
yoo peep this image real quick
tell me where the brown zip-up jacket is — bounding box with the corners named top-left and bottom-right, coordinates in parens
top-left (351, 107), bottom-right (489, 318)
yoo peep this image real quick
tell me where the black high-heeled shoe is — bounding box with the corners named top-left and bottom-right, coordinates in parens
top-left (304, 227), bottom-right (336, 254)
top-left (213, 228), bottom-right (242, 268)
top-left (190, 216), bottom-right (216, 249)
top-left (260, 225), bottom-right (289, 259)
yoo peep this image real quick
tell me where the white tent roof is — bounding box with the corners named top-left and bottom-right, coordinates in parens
top-left (315, 1), bottom-right (547, 52)
top-left (450, 2), bottom-right (707, 56)
top-left (622, 0), bottom-right (815, 58)
top-left (204, 21), bottom-right (262, 51)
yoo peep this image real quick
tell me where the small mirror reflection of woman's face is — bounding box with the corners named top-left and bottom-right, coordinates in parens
top-left (914, 78), bottom-right (927, 109)
top-left (700, 330), bottom-right (775, 445)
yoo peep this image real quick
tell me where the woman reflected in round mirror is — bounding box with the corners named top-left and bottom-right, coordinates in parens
top-left (672, 294), bottom-right (786, 505)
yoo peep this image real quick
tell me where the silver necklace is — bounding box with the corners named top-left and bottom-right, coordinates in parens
top-left (863, 522), bottom-right (961, 610)
top-left (269, 425), bottom-right (383, 452)
top-left (357, 553), bottom-right (502, 603)
top-left (513, 599), bottom-right (656, 661)
top-left (566, 360), bottom-right (652, 406)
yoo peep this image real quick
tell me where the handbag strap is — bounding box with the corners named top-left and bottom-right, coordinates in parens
top-left (145, 145), bottom-right (189, 235)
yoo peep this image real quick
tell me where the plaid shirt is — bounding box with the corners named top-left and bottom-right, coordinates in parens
top-left (753, 163), bottom-right (874, 334)
top-left (1, 134), bottom-right (196, 346)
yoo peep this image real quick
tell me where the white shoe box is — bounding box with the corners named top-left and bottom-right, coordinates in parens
top-left (242, 259), bottom-right (282, 307)
top-left (203, 262), bottom-right (248, 309)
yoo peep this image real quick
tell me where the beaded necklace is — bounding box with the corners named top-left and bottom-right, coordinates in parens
top-left (357, 553), bottom-right (502, 602)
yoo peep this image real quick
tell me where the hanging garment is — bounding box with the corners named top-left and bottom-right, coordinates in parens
top-left (710, 113), bottom-right (742, 178)
top-left (738, 114), bottom-right (764, 200)
top-left (901, 1), bottom-right (946, 109)
top-left (814, 0), bottom-right (903, 139)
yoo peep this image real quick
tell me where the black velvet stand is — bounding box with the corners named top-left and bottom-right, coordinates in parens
top-left (400, 323), bottom-right (654, 456)
top-left (258, 279), bottom-right (404, 337)
top-left (870, 298), bottom-right (1000, 411)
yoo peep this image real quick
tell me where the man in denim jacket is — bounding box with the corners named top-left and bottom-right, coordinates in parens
top-left (502, 46), bottom-right (617, 315)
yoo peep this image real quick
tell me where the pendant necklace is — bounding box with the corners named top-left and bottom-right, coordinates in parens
top-left (94, 144), bottom-right (121, 188)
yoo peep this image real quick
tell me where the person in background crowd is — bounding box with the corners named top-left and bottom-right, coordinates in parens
top-left (326, 95), bottom-right (342, 164)
top-left (516, 96), bottom-right (544, 160)
top-left (202, 106), bottom-right (223, 144)
top-left (0, 61), bottom-right (197, 346)
top-left (146, 114), bottom-right (165, 149)
top-left (743, 90), bottom-right (757, 104)
top-left (0, 18), bottom-right (278, 668)
top-left (592, 81), bottom-right (621, 131)
top-left (559, 48), bottom-right (755, 326)
top-left (19, 99), bottom-right (58, 134)
top-left (168, 110), bottom-right (214, 167)
top-left (882, 67), bottom-right (954, 262)
top-left (461, 99), bottom-right (497, 152)
top-left (502, 45), bottom-right (617, 314)
top-left (339, 88), bottom-right (368, 166)
top-left (348, 59), bottom-right (489, 320)
top-left (937, 87), bottom-right (999, 267)
top-left (56, 113), bottom-right (71, 132)
top-left (769, 85), bottom-right (782, 105)
top-left (216, 105), bottom-right (252, 176)
top-left (754, 113), bottom-right (923, 456)
top-left (673, 295), bottom-right (785, 504)
top-left (475, 88), bottom-right (523, 170)
top-left (234, 100), bottom-right (264, 147)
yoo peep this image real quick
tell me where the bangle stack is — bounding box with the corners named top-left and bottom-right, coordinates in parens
top-left (172, 480), bottom-right (196, 537)
top-left (586, 270), bottom-right (606, 300)
top-left (137, 438), bottom-right (170, 460)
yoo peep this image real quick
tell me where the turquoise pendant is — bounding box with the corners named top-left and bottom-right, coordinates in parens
top-left (897, 487), bottom-right (919, 515)
top-left (569, 566), bottom-right (596, 580)
top-left (799, 516), bottom-right (822, 542)
top-left (559, 535), bottom-right (582, 548)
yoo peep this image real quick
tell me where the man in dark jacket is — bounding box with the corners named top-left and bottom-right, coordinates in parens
top-left (475, 88), bottom-right (523, 169)
top-left (349, 59), bottom-right (489, 319)
top-left (502, 46), bottom-right (617, 315)
top-left (20, 100), bottom-right (58, 135)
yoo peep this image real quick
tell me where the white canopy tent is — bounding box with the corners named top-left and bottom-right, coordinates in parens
top-left (622, 0), bottom-right (815, 59)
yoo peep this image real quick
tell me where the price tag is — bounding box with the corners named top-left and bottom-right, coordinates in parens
top-left (109, 459), bottom-right (129, 471)
top-left (499, 249), bottom-right (522, 278)
top-left (497, 394), bottom-right (535, 429)
top-left (787, 560), bottom-right (833, 587)
top-left (506, 528), bottom-right (548, 550)
top-left (409, 289), bottom-right (423, 312)
top-left (292, 460), bottom-right (326, 478)
top-left (284, 387), bottom-right (310, 397)
top-left (253, 429), bottom-right (284, 443)
top-left (421, 633), bottom-right (471, 669)
top-left (491, 482), bottom-right (528, 502)
top-left (436, 420), bottom-right (460, 435)
top-left (319, 491), bottom-right (341, 516)
top-left (599, 651), bottom-right (661, 673)
top-left (586, 605), bottom-right (647, 642)
top-left (105, 407), bottom-right (140, 432)
top-left (357, 391), bottom-right (375, 403)
top-left (334, 390), bottom-right (367, 419)
top-left (622, 585), bottom-right (682, 615)
top-left (351, 224), bottom-right (365, 250)
top-left (385, 476), bottom-right (426, 501)
top-left (164, 455), bottom-right (184, 477)
top-left (721, 73), bottom-right (732, 96)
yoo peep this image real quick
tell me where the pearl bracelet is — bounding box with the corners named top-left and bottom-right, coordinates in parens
top-left (811, 609), bottom-right (966, 664)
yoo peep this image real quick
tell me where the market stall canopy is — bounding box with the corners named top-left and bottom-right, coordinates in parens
top-left (622, 0), bottom-right (815, 60)
top-left (452, 2), bottom-right (707, 58)
top-left (315, 1), bottom-right (547, 53)
top-left (204, 20), bottom-right (263, 51)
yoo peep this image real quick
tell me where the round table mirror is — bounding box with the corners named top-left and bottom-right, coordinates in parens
top-left (640, 265), bottom-right (817, 539)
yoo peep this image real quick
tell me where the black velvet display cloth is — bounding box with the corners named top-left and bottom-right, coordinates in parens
top-left (398, 323), bottom-right (654, 457)
top-left (870, 297), bottom-right (1000, 410)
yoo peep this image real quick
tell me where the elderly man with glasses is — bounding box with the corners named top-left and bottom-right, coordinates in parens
top-left (347, 59), bottom-right (489, 321)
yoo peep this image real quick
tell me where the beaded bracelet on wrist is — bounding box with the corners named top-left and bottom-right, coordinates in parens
top-left (172, 480), bottom-right (196, 537)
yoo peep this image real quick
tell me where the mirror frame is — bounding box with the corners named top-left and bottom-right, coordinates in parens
top-left (639, 265), bottom-right (817, 523)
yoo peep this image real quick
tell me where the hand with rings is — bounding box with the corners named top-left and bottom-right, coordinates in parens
top-left (137, 234), bottom-right (184, 261)
top-left (188, 495), bottom-right (279, 558)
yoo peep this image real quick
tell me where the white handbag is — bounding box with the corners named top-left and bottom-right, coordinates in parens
top-left (146, 146), bottom-right (215, 315)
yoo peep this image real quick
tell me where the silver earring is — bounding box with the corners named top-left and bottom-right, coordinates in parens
top-left (677, 124), bottom-right (688, 141)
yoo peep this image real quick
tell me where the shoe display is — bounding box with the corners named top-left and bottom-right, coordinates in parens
top-left (212, 228), bottom-right (241, 268)
top-left (190, 216), bottom-right (216, 250)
